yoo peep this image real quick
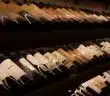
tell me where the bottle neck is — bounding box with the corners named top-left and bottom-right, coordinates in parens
top-left (14, 0), bottom-right (25, 6)
top-left (0, 54), bottom-right (8, 64)
top-left (8, 52), bottom-right (23, 61)
top-left (19, 50), bottom-right (30, 57)
top-left (82, 41), bottom-right (94, 47)
top-left (61, 45), bottom-right (70, 51)
top-left (36, 48), bottom-right (48, 54)
top-left (67, 43), bottom-right (75, 50)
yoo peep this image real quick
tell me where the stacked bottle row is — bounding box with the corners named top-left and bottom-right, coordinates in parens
top-left (0, 1), bottom-right (109, 24)
top-left (71, 70), bottom-right (110, 96)
top-left (0, 38), bottom-right (110, 96)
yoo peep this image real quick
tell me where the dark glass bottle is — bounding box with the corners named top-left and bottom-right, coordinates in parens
top-left (100, 85), bottom-right (110, 96)
top-left (95, 38), bottom-right (110, 61)
top-left (19, 50), bottom-right (55, 84)
top-left (19, 10), bottom-right (37, 24)
top-left (13, 0), bottom-right (25, 6)
top-left (7, 51), bottom-right (44, 88)
top-left (80, 88), bottom-right (91, 96)
top-left (65, 44), bottom-right (90, 69)
top-left (2, 76), bottom-right (22, 96)
top-left (0, 15), bottom-right (18, 25)
top-left (0, 82), bottom-right (9, 96)
top-left (56, 46), bottom-right (79, 73)
top-left (61, 44), bottom-right (86, 72)
top-left (42, 47), bottom-right (70, 78)
top-left (75, 41), bottom-right (104, 67)
top-left (83, 41), bottom-right (105, 63)
top-left (33, 48), bottom-right (64, 80)
top-left (0, 53), bottom-right (33, 93)
top-left (49, 48), bottom-right (70, 76)
top-left (86, 87), bottom-right (99, 96)
top-left (67, 43), bottom-right (95, 69)
top-left (0, 71), bottom-right (21, 96)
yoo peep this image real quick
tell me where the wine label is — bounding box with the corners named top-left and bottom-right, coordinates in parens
top-left (0, 70), bottom-right (10, 81)
top-left (52, 51), bottom-right (73, 69)
top-left (0, 59), bottom-right (26, 80)
top-left (34, 52), bottom-right (49, 65)
top-left (19, 58), bottom-right (37, 71)
top-left (67, 50), bottom-right (83, 64)
top-left (82, 75), bottom-right (106, 94)
top-left (73, 49), bottom-right (89, 62)
top-left (34, 52), bottom-right (50, 71)
top-left (26, 54), bottom-right (48, 71)
top-left (44, 52), bottom-right (58, 70)
top-left (52, 51), bottom-right (66, 63)
top-left (23, 5), bottom-right (41, 19)
top-left (77, 45), bottom-right (93, 59)
top-left (57, 48), bottom-right (73, 62)
top-left (100, 41), bottom-right (110, 54)
top-left (92, 14), bottom-right (102, 23)
top-left (87, 45), bottom-right (104, 57)
top-left (26, 54), bottom-right (40, 66)
top-left (19, 58), bottom-right (39, 77)
top-left (99, 15), bottom-right (108, 22)
top-left (77, 44), bottom-right (104, 60)
top-left (103, 72), bottom-right (110, 84)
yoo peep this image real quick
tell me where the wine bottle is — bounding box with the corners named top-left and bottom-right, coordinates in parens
top-left (0, 69), bottom-right (21, 96)
top-left (96, 38), bottom-right (110, 59)
top-left (79, 86), bottom-right (92, 96)
top-left (41, 7), bottom-right (57, 22)
top-left (19, 10), bottom-right (36, 24)
top-left (20, 4), bottom-right (41, 21)
top-left (33, 48), bottom-right (63, 80)
top-left (101, 71), bottom-right (110, 96)
top-left (59, 8), bottom-right (73, 22)
top-left (69, 42), bottom-right (103, 68)
top-left (77, 41), bottom-right (105, 65)
top-left (67, 9), bottom-right (84, 22)
top-left (43, 48), bottom-right (68, 79)
top-left (32, 49), bottom-right (54, 73)
top-left (68, 43), bottom-right (90, 62)
top-left (0, 53), bottom-right (33, 92)
top-left (100, 85), bottom-right (110, 96)
top-left (55, 8), bottom-right (69, 22)
top-left (0, 80), bottom-right (9, 96)
top-left (6, 2), bottom-right (32, 24)
top-left (81, 75), bottom-right (106, 96)
top-left (68, 8), bottom-right (85, 22)
top-left (86, 87), bottom-right (99, 96)
top-left (63, 44), bottom-right (88, 67)
top-left (0, 2), bottom-right (16, 24)
top-left (7, 3), bottom-right (36, 24)
top-left (19, 50), bottom-right (47, 77)
top-left (62, 44), bottom-right (87, 70)
top-left (20, 50), bottom-right (55, 84)
top-left (49, 48), bottom-right (70, 76)
top-left (7, 52), bottom-right (44, 86)
top-left (103, 71), bottom-right (110, 84)
top-left (77, 10), bottom-right (91, 23)
top-left (56, 46), bottom-right (79, 73)
top-left (91, 39), bottom-right (109, 61)
top-left (13, 0), bottom-right (25, 5)
top-left (87, 41), bottom-right (106, 63)
top-left (5, 2), bottom-right (24, 24)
